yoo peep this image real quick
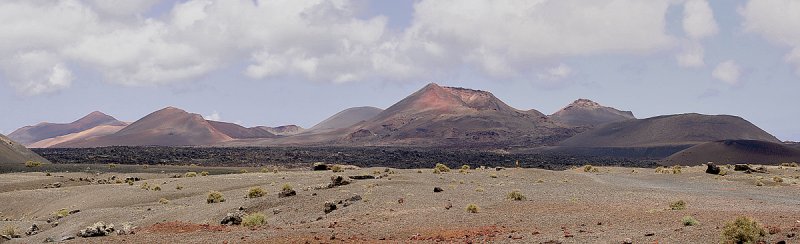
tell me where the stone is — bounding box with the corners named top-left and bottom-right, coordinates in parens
top-left (327, 175), bottom-right (351, 188)
top-left (116, 223), bottom-right (136, 235)
top-left (312, 162), bottom-right (330, 171)
top-left (25, 223), bottom-right (39, 236)
top-left (59, 236), bottom-right (75, 241)
top-left (433, 187), bottom-right (443, 192)
top-left (348, 175), bottom-right (376, 180)
top-left (78, 222), bottom-right (115, 238)
top-left (220, 211), bottom-right (244, 225)
top-left (705, 163), bottom-right (721, 174)
top-left (622, 238), bottom-right (633, 244)
top-left (324, 201), bottom-right (337, 214)
top-left (734, 164), bottom-right (751, 171)
top-left (279, 189), bottom-right (297, 198)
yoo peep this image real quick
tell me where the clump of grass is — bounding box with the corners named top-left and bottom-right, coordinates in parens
top-left (475, 187), bottom-right (485, 192)
top-left (756, 180), bottom-right (764, 186)
top-left (152, 185), bottom-right (161, 191)
top-left (682, 216), bottom-right (700, 226)
top-left (773, 176), bottom-right (783, 183)
top-left (434, 163), bottom-right (451, 173)
top-left (200, 171), bottom-right (209, 176)
top-left (719, 169), bottom-right (729, 176)
top-left (466, 204), bottom-right (479, 213)
top-left (25, 161), bottom-right (42, 167)
top-left (185, 172), bottom-right (197, 177)
top-left (260, 168), bottom-right (270, 173)
top-left (672, 165), bottom-right (683, 174)
top-left (459, 165), bottom-right (471, 173)
top-left (417, 170), bottom-right (423, 173)
top-left (331, 165), bottom-right (344, 172)
top-left (670, 200), bottom-right (686, 210)
top-left (536, 179), bottom-right (545, 183)
top-left (273, 169), bottom-right (278, 173)
top-left (242, 212), bottom-right (266, 227)
top-left (655, 166), bottom-right (666, 174)
top-left (282, 183), bottom-right (293, 192)
top-left (239, 169), bottom-right (249, 174)
top-left (207, 191), bottom-right (225, 204)
top-left (175, 185), bottom-right (183, 190)
top-left (490, 173), bottom-right (498, 178)
top-left (655, 166), bottom-right (682, 174)
top-left (159, 198), bottom-right (169, 204)
top-left (507, 190), bottom-right (526, 201)
top-left (248, 187), bottom-right (266, 198)
top-left (108, 163), bottom-right (117, 168)
top-left (721, 216), bottom-right (766, 244)
top-left (140, 182), bottom-right (150, 190)
top-left (780, 162), bottom-right (799, 167)
top-left (583, 165), bottom-right (599, 173)
top-left (1, 224), bottom-right (20, 237)
top-left (54, 208), bottom-right (70, 218)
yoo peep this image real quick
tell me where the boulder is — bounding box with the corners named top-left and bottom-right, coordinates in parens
top-left (328, 175), bottom-right (351, 188)
top-left (279, 189), bottom-right (297, 198)
top-left (324, 201), bottom-right (337, 214)
top-left (220, 211), bottom-right (244, 225)
top-left (25, 223), bottom-right (39, 236)
top-left (433, 187), bottom-right (444, 193)
top-left (116, 223), bottom-right (136, 235)
top-left (78, 222), bottom-right (115, 238)
top-left (705, 163), bottom-right (721, 174)
top-left (312, 162), bottom-right (330, 171)
top-left (734, 164), bottom-right (751, 171)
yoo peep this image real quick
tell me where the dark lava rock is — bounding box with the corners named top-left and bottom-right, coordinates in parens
top-left (279, 189), bottom-right (297, 198)
top-left (705, 163), bottom-right (721, 174)
top-left (312, 162), bottom-right (330, 171)
top-left (328, 175), bottom-right (351, 188)
top-left (324, 201), bottom-right (337, 214)
top-left (734, 164), bottom-right (751, 171)
top-left (348, 175), bottom-right (376, 180)
top-left (433, 187), bottom-right (443, 193)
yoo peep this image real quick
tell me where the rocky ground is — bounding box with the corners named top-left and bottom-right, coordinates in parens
top-left (1, 164), bottom-right (799, 243)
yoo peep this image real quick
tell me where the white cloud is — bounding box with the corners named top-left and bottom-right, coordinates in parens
top-left (204, 111), bottom-right (221, 121)
top-left (87, 0), bottom-right (159, 17)
top-left (741, 0), bottom-right (800, 75)
top-left (1, 51), bottom-right (73, 95)
top-left (712, 60), bottom-right (741, 85)
top-left (676, 0), bottom-right (717, 68)
top-left (683, 0), bottom-right (718, 40)
top-left (537, 64), bottom-right (573, 81)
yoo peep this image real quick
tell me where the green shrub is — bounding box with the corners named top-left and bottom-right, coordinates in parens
top-left (773, 176), bottom-right (783, 183)
top-left (175, 185), bottom-right (183, 190)
top-left (756, 180), bottom-right (764, 186)
top-left (583, 165), bottom-right (599, 173)
top-left (432, 168), bottom-right (441, 174)
top-left (248, 187), bottom-right (266, 198)
top-left (475, 187), bottom-right (485, 192)
top-left (331, 165), bottom-right (343, 172)
top-left (260, 168), bottom-right (270, 173)
top-left (434, 163), bottom-right (451, 173)
top-left (721, 216), bottom-right (766, 244)
top-left (242, 212), bottom-right (266, 227)
top-left (200, 171), bottom-right (209, 176)
top-left (108, 163), bottom-right (117, 168)
top-left (672, 165), bottom-right (682, 174)
top-left (490, 173), bottom-right (498, 178)
top-left (185, 172), bottom-right (197, 177)
top-left (152, 185), bottom-right (161, 191)
top-left (1, 224), bottom-right (20, 237)
top-left (281, 184), bottom-right (293, 192)
top-left (466, 204), bottom-right (479, 213)
top-left (207, 191), bottom-right (225, 204)
top-left (54, 208), bottom-right (70, 218)
top-left (25, 161), bottom-right (42, 167)
top-left (239, 169), bottom-right (249, 174)
top-left (140, 182), bottom-right (150, 190)
top-left (682, 216), bottom-right (700, 226)
top-left (159, 198), bottom-right (169, 204)
top-left (670, 200), bottom-right (686, 210)
top-left (655, 166), bottom-right (666, 174)
top-left (507, 190), bottom-right (526, 201)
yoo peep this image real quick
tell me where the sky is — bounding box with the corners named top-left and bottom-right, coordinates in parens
top-left (0, 0), bottom-right (799, 141)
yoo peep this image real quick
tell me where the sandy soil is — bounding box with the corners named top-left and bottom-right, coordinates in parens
top-left (1, 165), bottom-right (799, 243)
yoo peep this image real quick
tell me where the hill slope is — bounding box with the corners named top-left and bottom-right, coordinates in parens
top-left (549, 99), bottom-right (635, 127)
top-left (665, 140), bottom-right (800, 165)
top-left (0, 134), bottom-right (49, 166)
top-left (208, 121), bottom-right (276, 139)
top-left (9, 111), bottom-right (126, 145)
top-left (307, 107), bottom-right (383, 133)
top-left (257, 125), bottom-right (304, 136)
top-left (56, 107), bottom-right (232, 147)
top-left (560, 113), bottom-right (781, 148)
top-left (29, 125), bottom-right (127, 148)
top-left (344, 83), bottom-right (573, 146)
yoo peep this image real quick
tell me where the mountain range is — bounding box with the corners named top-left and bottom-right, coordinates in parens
top-left (9, 83), bottom-right (791, 164)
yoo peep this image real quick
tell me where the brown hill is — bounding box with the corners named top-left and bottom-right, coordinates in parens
top-left (559, 113), bottom-right (781, 148)
top-left (208, 121), bottom-right (276, 139)
top-left (307, 106), bottom-right (383, 133)
top-left (8, 111), bottom-right (126, 145)
top-left (55, 107), bottom-right (232, 147)
top-left (0, 133), bottom-right (49, 166)
top-left (343, 83), bottom-right (573, 146)
top-left (665, 140), bottom-right (800, 165)
top-left (549, 99), bottom-right (635, 127)
top-left (28, 125), bottom-right (127, 148)
top-left (257, 125), bottom-right (304, 136)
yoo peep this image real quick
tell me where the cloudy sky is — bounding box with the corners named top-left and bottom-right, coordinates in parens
top-left (1, 0), bottom-right (799, 141)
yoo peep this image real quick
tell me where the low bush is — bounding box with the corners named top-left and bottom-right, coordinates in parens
top-left (331, 165), bottom-right (343, 172)
top-left (200, 171), bottom-right (209, 176)
top-left (25, 161), bottom-right (42, 167)
top-left (140, 182), bottom-right (150, 190)
top-left (159, 198), bottom-right (169, 204)
top-left (185, 172), bottom-right (197, 177)
top-left (682, 216), bottom-right (700, 226)
top-left (507, 190), bottom-right (526, 201)
top-left (54, 208), bottom-right (70, 218)
top-left (670, 200), bottom-right (686, 210)
top-left (466, 204), bottom-right (479, 213)
top-left (773, 176), bottom-right (783, 183)
top-left (242, 212), bottom-right (266, 227)
top-left (721, 216), bottom-right (766, 244)
top-left (583, 165), bottom-right (599, 173)
top-left (175, 185), bottom-right (183, 190)
top-left (207, 191), bottom-right (225, 204)
top-left (434, 163), bottom-right (451, 173)
top-left (248, 187), bottom-right (266, 198)
top-left (1, 224), bottom-right (20, 238)
top-left (108, 163), bottom-right (117, 168)
top-left (152, 185), bottom-right (161, 191)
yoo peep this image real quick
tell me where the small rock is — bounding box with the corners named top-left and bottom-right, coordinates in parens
top-left (324, 201), bottom-right (337, 214)
top-left (349, 175), bottom-right (376, 180)
top-left (68, 209), bottom-right (80, 215)
top-left (328, 175), bottom-right (351, 188)
top-left (279, 189), bottom-right (297, 198)
top-left (273, 209), bottom-right (282, 215)
top-left (117, 223), bottom-right (136, 235)
top-left (78, 222), bottom-right (114, 238)
top-left (312, 162), bottom-right (330, 171)
top-left (645, 232), bottom-right (655, 236)
top-left (622, 238), bottom-right (633, 244)
top-left (433, 187), bottom-right (443, 193)
top-left (25, 223), bottom-right (39, 236)
top-left (60, 235), bottom-right (75, 241)
top-left (43, 236), bottom-right (55, 242)
top-left (705, 163), bottom-right (721, 174)
top-left (221, 211), bottom-right (244, 225)
top-left (787, 232), bottom-right (796, 238)
top-left (734, 164), bottom-right (751, 171)
top-left (444, 202), bottom-right (453, 210)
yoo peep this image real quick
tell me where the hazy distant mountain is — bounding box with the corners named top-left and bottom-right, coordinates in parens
top-left (208, 121), bottom-right (276, 139)
top-left (307, 106), bottom-right (383, 133)
top-left (665, 140), bottom-right (800, 165)
top-left (560, 113), bottom-right (781, 148)
top-left (56, 107), bottom-right (232, 147)
top-left (257, 125), bottom-right (304, 136)
top-left (549, 99), bottom-right (635, 127)
top-left (9, 111), bottom-right (126, 145)
top-left (28, 125), bottom-right (127, 148)
top-left (0, 133), bottom-right (49, 166)
top-left (343, 83), bottom-right (573, 146)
